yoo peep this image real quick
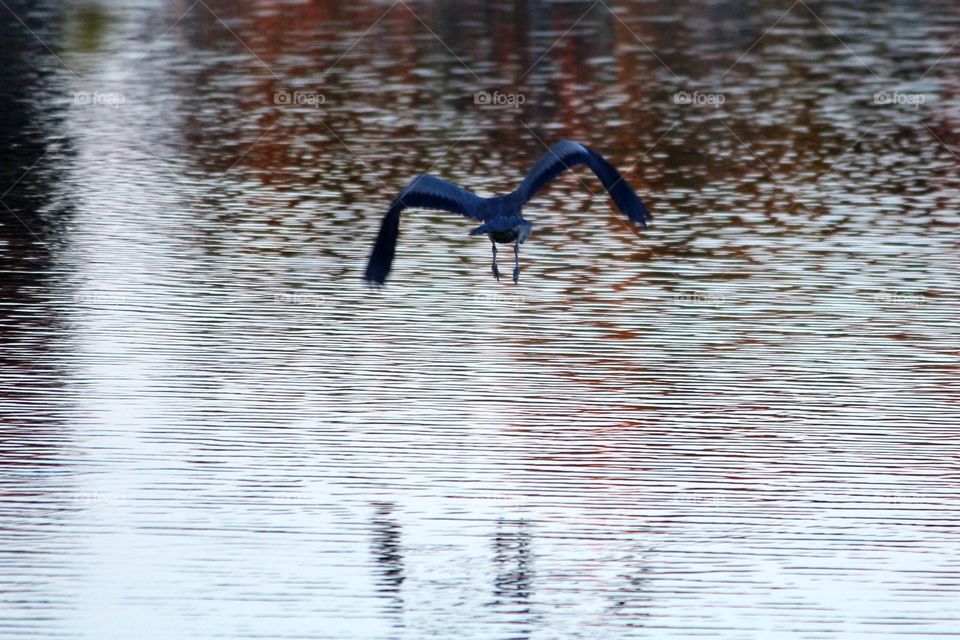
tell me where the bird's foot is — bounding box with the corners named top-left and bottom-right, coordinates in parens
top-left (492, 263), bottom-right (501, 282)
top-left (512, 267), bottom-right (520, 284)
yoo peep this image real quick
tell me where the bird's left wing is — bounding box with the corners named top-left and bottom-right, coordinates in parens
top-left (364, 174), bottom-right (488, 284)
top-left (516, 140), bottom-right (651, 226)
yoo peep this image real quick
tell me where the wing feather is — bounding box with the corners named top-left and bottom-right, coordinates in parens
top-left (517, 141), bottom-right (651, 226)
top-left (364, 175), bottom-right (487, 284)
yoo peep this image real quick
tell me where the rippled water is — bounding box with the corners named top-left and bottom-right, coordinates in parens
top-left (2, 0), bottom-right (959, 637)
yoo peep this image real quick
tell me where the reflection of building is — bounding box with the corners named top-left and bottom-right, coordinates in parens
top-left (0, 5), bottom-right (76, 633)
top-left (0, 0), bottom-right (73, 421)
top-left (0, 1), bottom-right (73, 257)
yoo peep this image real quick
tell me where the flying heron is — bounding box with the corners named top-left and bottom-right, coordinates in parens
top-left (363, 140), bottom-right (651, 285)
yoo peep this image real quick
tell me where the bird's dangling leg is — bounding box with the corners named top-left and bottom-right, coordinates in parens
top-left (490, 240), bottom-right (501, 282)
top-left (513, 239), bottom-right (521, 284)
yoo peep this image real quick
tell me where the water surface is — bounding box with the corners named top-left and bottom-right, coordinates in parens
top-left (1, 0), bottom-right (959, 638)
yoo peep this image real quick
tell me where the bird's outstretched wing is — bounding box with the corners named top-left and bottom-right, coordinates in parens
top-left (364, 174), bottom-right (487, 284)
top-left (516, 140), bottom-right (651, 226)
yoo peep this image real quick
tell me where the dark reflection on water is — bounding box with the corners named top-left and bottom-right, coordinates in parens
top-left (491, 519), bottom-right (532, 606)
top-left (371, 502), bottom-right (406, 613)
top-left (1, 0), bottom-right (959, 638)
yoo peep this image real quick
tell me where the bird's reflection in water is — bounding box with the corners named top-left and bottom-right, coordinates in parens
top-left (591, 541), bottom-right (652, 629)
top-left (490, 519), bottom-right (534, 626)
top-left (370, 502), bottom-right (405, 619)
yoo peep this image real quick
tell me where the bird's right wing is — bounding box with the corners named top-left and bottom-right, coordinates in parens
top-left (516, 140), bottom-right (650, 226)
top-left (364, 174), bottom-right (487, 284)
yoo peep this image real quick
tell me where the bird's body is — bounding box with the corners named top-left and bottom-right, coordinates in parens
top-left (364, 140), bottom-right (651, 285)
top-left (485, 224), bottom-right (530, 245)
top-left (468, 213), bottom-right (532, 244)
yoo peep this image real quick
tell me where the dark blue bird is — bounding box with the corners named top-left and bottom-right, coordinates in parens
top-left (364, 140), bottom-right (651, 285)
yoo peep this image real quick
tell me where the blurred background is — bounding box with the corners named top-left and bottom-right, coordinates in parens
top-left (1, 1), bottom-right (959, 638)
